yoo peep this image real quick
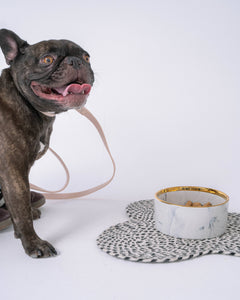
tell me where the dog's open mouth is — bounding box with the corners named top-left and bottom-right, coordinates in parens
top-left (30, 81), bottom-right (92, 107)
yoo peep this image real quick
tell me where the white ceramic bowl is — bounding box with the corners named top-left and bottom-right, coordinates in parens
top-left (154, 186), bottom-right (229, 239)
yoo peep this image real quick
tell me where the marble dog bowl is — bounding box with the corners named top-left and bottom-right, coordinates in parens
top-left (154, 186), bottom-right (229, 239)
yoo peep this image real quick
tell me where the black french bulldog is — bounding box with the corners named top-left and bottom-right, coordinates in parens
top-left (0, 29), bottom-right (94, 258)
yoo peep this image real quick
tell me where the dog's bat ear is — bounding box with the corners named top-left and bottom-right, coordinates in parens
top-left (0, 29), bottom-right (29, 65)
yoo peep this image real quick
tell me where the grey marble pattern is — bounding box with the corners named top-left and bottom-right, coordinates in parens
top-left (97, 200), bottom-right (240, 263)
top-left (154, 200), bottom-right (228, 239)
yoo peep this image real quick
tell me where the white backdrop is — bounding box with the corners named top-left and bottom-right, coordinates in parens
top-left (0, 1), bottom-right (239, 300)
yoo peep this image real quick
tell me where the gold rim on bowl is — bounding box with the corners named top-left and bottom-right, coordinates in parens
top-left (154, 186), bottom-right (229, 208)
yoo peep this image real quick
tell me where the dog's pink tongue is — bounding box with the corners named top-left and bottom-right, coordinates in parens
top-left (56, 83), bottom-right (91, 96)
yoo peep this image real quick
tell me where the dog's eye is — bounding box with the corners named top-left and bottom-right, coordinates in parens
top-left (83, 54), bottom-right (90, 63)
top-left (42, 55), bottom-right (54, 65)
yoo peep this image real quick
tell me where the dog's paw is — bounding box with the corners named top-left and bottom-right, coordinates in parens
top-left (24, 238), bottom-right (58, 258)
top-left (31, 207), bottom-right (41, 220)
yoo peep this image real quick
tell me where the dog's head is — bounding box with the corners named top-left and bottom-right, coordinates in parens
top-left (0, 29), bottom-right (94, 114)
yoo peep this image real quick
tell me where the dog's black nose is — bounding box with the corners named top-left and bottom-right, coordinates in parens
top-left (66, 56), bottom-right (82, 69)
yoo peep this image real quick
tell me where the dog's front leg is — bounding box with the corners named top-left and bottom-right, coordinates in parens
top-left (1, 174), bottom-right (57, 258)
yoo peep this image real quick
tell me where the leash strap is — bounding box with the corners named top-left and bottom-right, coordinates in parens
top-left (30, 107), bottom-right (116, 199)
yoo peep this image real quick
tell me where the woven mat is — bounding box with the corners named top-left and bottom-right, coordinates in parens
top-left (97, 200), bottom-right (240, 263)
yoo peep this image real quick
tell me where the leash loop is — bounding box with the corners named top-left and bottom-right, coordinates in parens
top-left (30, 107), bottom-right (116, 199)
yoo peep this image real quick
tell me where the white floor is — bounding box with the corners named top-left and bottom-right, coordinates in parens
top-left (1, 194), bottom-right (240, 300)
top-left (1, 1), bottom-right (240, 299)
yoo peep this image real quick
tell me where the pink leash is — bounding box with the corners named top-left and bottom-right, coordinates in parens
top-left (30, 107), bottom-right (116, 199)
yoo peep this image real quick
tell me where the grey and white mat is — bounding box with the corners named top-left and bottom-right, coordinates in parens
top-left (97, 200), bottom-right (240, 263)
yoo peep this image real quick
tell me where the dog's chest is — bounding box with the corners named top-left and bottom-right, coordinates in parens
top-left (35, 120), bottom-right (54, 160)
top-left (39, 141), bottom-right (45, 153)
top-left (36, 141), bottom-right (48, 160)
